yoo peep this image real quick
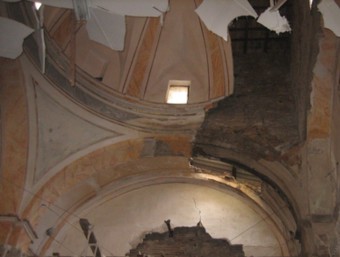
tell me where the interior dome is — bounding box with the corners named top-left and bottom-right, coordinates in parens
top-left (39, 0), bottom-right (234, 107)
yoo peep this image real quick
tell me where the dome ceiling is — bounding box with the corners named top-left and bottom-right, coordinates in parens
top-left (3, 0), bottom-right (294, 133)
top-left (42, 0), bottom-right (234, 106)
top-left (4, 1), bottom-right (338, 257)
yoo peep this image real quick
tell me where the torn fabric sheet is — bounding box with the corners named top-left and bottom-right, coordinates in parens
top-left (257, 7), bottom-right (291, 34)
top-left (195, 0), bottom-right (258, 41)
top-left (27, 0), bottom-right (169, 51)
top-left (318, 0), bottom-right (340, 37)
top-left (91, 0), bottom-right (169, 17)
top-left (0, 17), bottom-right (34, 59)
top-left (29, 0), bottom-right (169, 17)
top-left (86, 7), bottom-right (125, 51)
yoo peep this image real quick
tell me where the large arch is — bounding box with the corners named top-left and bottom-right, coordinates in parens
top-left (1, 1), bottom-right (339, 257)
top-left (26, 157), bottom-right (297, 257)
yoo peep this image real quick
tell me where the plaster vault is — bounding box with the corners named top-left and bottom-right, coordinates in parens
top-left (0, 1), bottom-right (340, 257)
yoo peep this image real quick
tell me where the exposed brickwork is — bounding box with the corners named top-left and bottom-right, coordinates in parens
top-left (195, 51), bottom-right (299, 163)
top-left (290, 0), bottom-right (321, 139)
top-left (129, 226), bottom-right (244, 257)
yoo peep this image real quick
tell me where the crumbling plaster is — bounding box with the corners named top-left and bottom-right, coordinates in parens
top-left (51, 184), bottom-right (287, 257)
top-left (0, 1), bottom-right (340, 257)
top-left (301, 23), bottom-right (340, 257)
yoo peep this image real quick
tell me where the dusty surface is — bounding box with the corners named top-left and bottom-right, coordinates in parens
top-left (129, 226), bottom-right (244, 257)
top-left (194, 51), bottom-right (299, 162)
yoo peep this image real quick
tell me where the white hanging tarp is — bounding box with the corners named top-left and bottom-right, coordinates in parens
top-left (318, 0), bottom-right (340, 37)
top-left (91, 0), bottom-right (168, 17)
top-left (0, 17), bottom-right (34, 59)
top-left (86, 7), bottom-right (125, 51)
top-left (195, 0), bottom-right (258, 41)
top-left (27, 0), bottom-right (169, 51)
top-left (257, 7), bottom-right (291, 34)
top-left (29, 0), bottom-right (169, 16)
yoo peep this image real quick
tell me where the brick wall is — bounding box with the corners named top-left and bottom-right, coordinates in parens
top-left (128, 226), bottom-right (244, 257)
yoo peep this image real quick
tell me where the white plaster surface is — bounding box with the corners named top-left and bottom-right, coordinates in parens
top-left (34, 86), bottom-right (120, 182)
top-left (195, 0), bottom-right (257, 40)
top-left (53, 183), bottom-right (282, 257)
top-left (29, 0), bottom-right (169, 16)
top-left (86, 8), bottom-right (126, 51)
top-left (318, 0), bottom-right (340, 37)
top-left (0, 17), bottom-right (33, 59)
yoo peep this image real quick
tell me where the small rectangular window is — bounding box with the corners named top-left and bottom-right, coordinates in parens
top-left (166, 80), bottom-right (190, 104)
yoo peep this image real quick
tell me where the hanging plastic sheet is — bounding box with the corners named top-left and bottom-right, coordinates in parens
top-left (29, 0), bottom-right (169, 16)
top-left (257, 7), bottom-right (291, 34)
top-left (0, 17), bottom-right (34, 59)
top-left (86, 7), bottom-right (125, 51)
top-left (195, 0), bottom-right (258, 41)
top-left (91, 0), bottom-right (168, 17)
top-left (318, 0), bottom-right (340, 37)
top-left (27, 0), bottom-right (169, 50)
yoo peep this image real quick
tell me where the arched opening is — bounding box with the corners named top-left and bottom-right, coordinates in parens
top-left (1, 1), bottom-right (339, 257)
top-left (33, 178), bottom-right (296, 257)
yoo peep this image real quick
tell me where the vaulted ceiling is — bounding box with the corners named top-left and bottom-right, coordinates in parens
top-left (1, 1), bottom-right (339, 257)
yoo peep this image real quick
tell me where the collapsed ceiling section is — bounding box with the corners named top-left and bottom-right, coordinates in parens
top-left (195, 0), bottom-right (258, 41)
top-left (1, 0), bottom-right (340, 60)
top-left (28, 0), bottom-right (293, 51)
top-left (29, 0), bottom-right (170, 15)
top-left (28, 0), bottom-right (169, 51)
top-left (228, 0), bottom-right (292, 54)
